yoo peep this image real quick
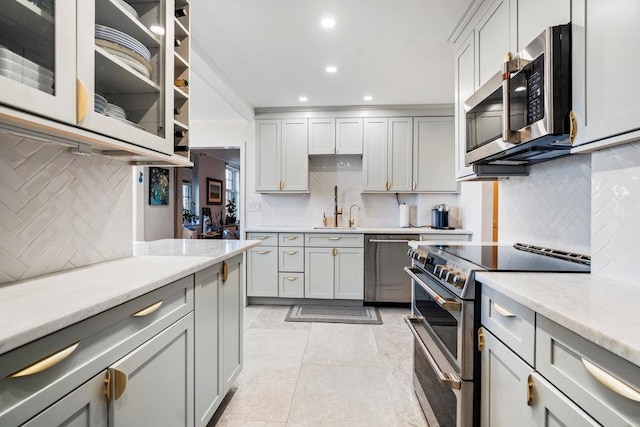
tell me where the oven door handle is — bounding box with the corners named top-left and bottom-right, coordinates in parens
top-left (405, 316), bottom-right (462, 390)
top-left (405, 267), bottom-right (461, 312)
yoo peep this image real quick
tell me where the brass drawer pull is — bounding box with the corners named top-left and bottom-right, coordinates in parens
top-left (257, 250), bottom-right (271, 254)
top-left (526, 374), bottom-right (535, 406)
top-left (286, 277), bottom-right (298, 281)
top-left (478, 328), bottom-right (485, 352)
top-left (105, 368), bottom-right (128, 401)
top-left (254, 236), bottom-right (270, 240)
top-left (582, 358), bottom-right (640, 402)
top-left (133, 300), bottom-right (163, 317)
top-left (329, 237), bottom-right (341, 240)
top-left (286, 236), bottom-right (297, 240)
top-left (10, 342), bottom-right (80, 378)
top-left (286, 251), bottom-right (298, 255)
top-left (493, 302), bottom-right (515, 317)
top-left (221, 260), bottom-right (229, 283)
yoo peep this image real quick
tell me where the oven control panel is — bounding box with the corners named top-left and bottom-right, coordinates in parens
top-left (408, 248), bottom-right (471, 291)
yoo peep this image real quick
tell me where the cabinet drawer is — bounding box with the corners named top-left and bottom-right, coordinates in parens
top-left (279, 233), bottom-right (304, 247)
top-left (279, 273), bottom-right (304, 298)
top-left (536, 315), bottom-right (640, 426)
top-left (279, 248), bottom-right (304, 272)
top-left (247, 232), bottom-right (278, 245)
top-left (305, 233), bottom-right (364, 247)
top-left (0, 275), bottom-right (194, 426)
top-left (480, 285), bottom-right (535, 366)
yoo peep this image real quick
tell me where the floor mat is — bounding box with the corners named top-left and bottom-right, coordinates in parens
top-left (285, 304), bottom-right (382, 324)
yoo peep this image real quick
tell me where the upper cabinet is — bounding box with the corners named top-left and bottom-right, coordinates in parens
top-left (362, 117), bottom-right (413, 192)
top-left (475, 0), bottom-right (514, 88)
top-left (571, 0), bottom-right (640, 148)
top-left (0, 0), bottom-right (188, 163)
top-left (413, 117), bottom-right (458, 192)
top-left (255, 119), bottom-right (309, 193)
top-left (455, 32), bottom-right (476, 179)
top-left (0, 0), bottom-right (77, 124)
top-left (308, 118), bottom-right (363, 155)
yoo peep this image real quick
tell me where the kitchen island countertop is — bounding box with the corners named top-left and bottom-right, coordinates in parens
top-left (476, 271), bottom-right (640, 367)
top-left (0, 239), bottom-right (260, 355)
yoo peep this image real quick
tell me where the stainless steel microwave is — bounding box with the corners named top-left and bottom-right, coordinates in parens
top-left (464, 24), bottom-right (574, 166)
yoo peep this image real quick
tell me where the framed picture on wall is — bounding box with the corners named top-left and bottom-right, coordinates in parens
top-left (207, 178), bottom-right (223, 205)
top-left (149, 167), bottom-right (170, 205)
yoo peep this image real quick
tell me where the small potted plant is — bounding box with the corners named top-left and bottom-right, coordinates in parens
top-left (182, 209), bottom-right (199, 225)
top-left (225, 198), bottom-right (237, 225)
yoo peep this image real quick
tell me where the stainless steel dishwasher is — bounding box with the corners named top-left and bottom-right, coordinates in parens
top-left (364, 234), bottom-right (418, 305)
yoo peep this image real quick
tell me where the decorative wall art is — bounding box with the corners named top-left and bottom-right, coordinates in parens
top-left (149, 167), bottom-right (170, 205)
top-left (207, 178), bottom-right (223, 205)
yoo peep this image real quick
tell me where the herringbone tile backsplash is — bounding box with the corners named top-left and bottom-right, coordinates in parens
top-left (592, 142), bottom-right (640, 286)
top-left (0, 135), bottom-right (132, 285)
top-left (498, 154), bottom-right (591, 254)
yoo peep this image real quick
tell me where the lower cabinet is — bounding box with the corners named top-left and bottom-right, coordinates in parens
top-left (480, 327), bottom-right (535, 427)
top-left (246, 246), bottom-right (278, 297)
top-left (304, 246), bottom-right (364, 300)
top-left (109, 313), bottom-right (194, 427)
top-left (194, 255), bottom-right (243, 426)
top-left (22, 372), bottom-right (108, 427)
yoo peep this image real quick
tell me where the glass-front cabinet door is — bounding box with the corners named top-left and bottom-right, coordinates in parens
top-left (77, 0), bottom-right (173, 155)
top-left (0, 0), bottom-right (77, 124)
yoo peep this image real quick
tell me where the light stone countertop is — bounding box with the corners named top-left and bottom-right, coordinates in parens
top-left (0, 239), bottom-right (260, 355)
top-left (475, 272), bottom-right (640, 367)
top-left (245, 226), bottom-right (472, 235)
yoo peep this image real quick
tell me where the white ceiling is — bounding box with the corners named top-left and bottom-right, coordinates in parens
top-left (191, 0), bottom-right (473, 115)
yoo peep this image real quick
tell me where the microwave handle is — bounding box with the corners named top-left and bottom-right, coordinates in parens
top-left (502, 53), bottom-right (514, 142)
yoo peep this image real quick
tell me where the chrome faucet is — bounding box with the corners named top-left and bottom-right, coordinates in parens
top-left (349, 204), bottom-right (361, 227)
top-left (334, 185), bottom-right (342, 227)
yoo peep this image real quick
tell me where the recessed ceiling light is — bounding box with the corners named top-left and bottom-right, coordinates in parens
top-left (299, 96), bottom-right (308, 102)
top-left (363, 95), bottom-right (373, 101)
top-left (320, 17), bottom-right (336, 29)
top-left (150, 25), bottom-right (165, 35)
top-left (325, 66), bottom-right (337, 73)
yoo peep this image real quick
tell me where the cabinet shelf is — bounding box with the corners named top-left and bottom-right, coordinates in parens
top-left (174, 52), bottom-right (189, 69)
top-left (174, 119), bottom-right (189, 131)
top-left (96, 0), bottom-right (160, 49)
top-left (1, 0), bottom-right (55, 69)
top-left (95, 46), bottom-right (160, 94)
top-left (174, 17), bottom-right (189, 39)
top-left (174, 86), bottom-right (189, 100)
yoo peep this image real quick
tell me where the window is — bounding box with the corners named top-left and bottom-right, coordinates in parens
top-left (182, 181), bottom-right (193, 213)
top-left (225, 165), bottom-right (239, 219)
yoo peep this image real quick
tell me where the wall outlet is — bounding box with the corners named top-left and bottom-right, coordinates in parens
top-left (248, 202), bottom-right (261, 212)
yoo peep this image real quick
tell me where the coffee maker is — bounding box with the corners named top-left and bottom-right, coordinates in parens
top-left (431, 204), bottom-right (450, 229)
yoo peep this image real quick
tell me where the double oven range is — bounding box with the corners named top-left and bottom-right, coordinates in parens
top-left (404, 242), bottom-right (590, 427)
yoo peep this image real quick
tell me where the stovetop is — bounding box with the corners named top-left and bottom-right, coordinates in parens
top-left (408, 242), bottom-right (590, 300)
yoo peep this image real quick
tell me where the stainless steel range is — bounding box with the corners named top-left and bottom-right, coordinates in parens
top-left (404, 242), bottom-right (590, 427)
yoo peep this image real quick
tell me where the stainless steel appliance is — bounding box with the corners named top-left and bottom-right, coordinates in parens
top-left (465, 24), bottom-right (573, 166)
top-left (405, 242), bottom-right (590, 426)
top-left (364, 234), bottom-right (419, 304)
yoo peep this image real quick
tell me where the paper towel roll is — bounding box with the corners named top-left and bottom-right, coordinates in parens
top-left (399, 204), bottom-right (410, 227)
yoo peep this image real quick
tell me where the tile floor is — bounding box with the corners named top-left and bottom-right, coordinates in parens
top-left (209, 305), bottom-right (427, 427)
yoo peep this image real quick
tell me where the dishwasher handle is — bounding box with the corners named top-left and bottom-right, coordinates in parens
top-left (368, 239), bottom-right (414, 243)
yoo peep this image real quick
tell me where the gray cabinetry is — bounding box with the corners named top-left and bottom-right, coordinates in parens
top-left (454, 32), bottom-right (476, 179)
top-left (109, 313), bottom-right (194, 427)
top-left (220, 255), bottom-right (243, 395)
top-left (413, 116), bottom-right (457, 192)
top-left (246, 234), bottom-right (278, 297)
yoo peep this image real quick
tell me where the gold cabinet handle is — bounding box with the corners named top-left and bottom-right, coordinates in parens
top-left (477, 328), bottom-right (485, 352)
top-left (386, 181), bottom-right (391, 191)
top-left (279, 180), bottom-right (284, 190)
top-left (286, 250), bottom-right (298, 255)
top-left (526, 374), bottom-right (535, 406)
top-left (581, 358), bottom-right (640, 402)
top-left (10, 342), bottom-right (79, 378)
top-left (569, 110), bottom-right (578, 145)
top-left (77, 79), bottom-right (89, 124)
top-left (286, 277), bottom-right (298, 281)
top-left (286, 236), bottom-right (297, 240)
top-left (255, 236), bottom-right (269, 240)
top-left (412, 181), bottom-right (416, 191)
top-left (105, 368), bottom-right (127, 401)
top-left (493, 302), bottom-right (515, 317)
top-left (133, 300), bottom-right (163, 317)
top-left (328, 237), bottom-right (341, 240)
top-left (221, 260), bottom-right (228, 283)
top-left (332, 248), bottom-right (338, 256)
top-left (257, 250), bottom-right (271, 254)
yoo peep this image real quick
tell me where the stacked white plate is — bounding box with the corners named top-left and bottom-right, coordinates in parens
top-left (106, 103), bottom-right (127, 119)
top-left (94, 93), bottom-right (108, 114)
top-left (0, 46), bottom-right (54, 94)
top-left (97, 42), bottom-right (151, 79)
top-left (95, 24), bottom-right (150, 62)
top-left (114, 0), bottom-right (139, 19)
